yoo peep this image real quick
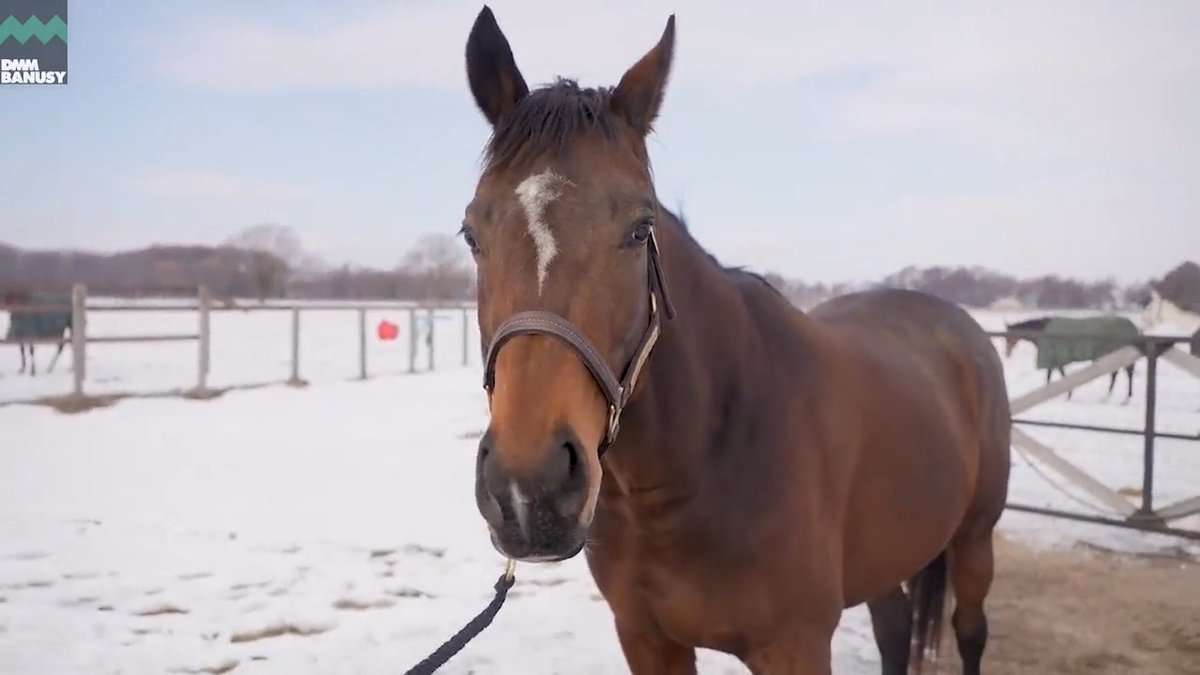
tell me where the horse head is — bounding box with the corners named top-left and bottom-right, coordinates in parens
top-left (462, 6), bottom-right (676, 562)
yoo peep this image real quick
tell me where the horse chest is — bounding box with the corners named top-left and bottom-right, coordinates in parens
top-left (636, 558), bottom-right (753, 653)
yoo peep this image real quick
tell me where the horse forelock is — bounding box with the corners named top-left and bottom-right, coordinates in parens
top-left (483, 78), bottom-right (622, 172)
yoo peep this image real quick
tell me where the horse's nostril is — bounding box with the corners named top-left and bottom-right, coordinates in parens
top-left (563, 440), bottom-right (580, 478)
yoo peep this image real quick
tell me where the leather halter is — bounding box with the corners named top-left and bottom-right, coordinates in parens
top-left (482, 229), bottom-right (676, 456)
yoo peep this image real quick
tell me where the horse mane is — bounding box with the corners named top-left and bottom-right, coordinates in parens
top-left (1007, 316), bottom-right (1052, 331)
top-left (665, 207), bottom-right (786, 299)
top-left (484, 78), bottom-right (620, 171)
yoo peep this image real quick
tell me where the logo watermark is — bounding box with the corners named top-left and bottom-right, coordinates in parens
top-left (0, 0), bottom-right (68, 86)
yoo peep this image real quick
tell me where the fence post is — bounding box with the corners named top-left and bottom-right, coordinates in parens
top-left (70, 284), bottom-right (87, 398)
top-left (288, 307), bottom-right (302, 385)
top-left (197, 286), bottom-right (211, 393)
top-left (426, 307), bottom-right (435, 371)
top-left (408, 307), bottom-right (418, 373)
top-left (358, 307), bottom-right (368, 380)
top-left (461, 305), bottom-right (470, 367)
top-left (1138, 340), bottom-right (1160, 519)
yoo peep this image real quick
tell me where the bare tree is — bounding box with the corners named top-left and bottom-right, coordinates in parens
top-left (223, 223), bottom-right (304, 301)
top-left (398, 233), bottom-right (474, 300)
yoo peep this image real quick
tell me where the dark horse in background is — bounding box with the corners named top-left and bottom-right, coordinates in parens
top-left (1003, 315), bottom-right (1140, 401)
top-left (3, 290), bottom-right (72, 376)
top-left (461, 8), bottom-right (1011, 674)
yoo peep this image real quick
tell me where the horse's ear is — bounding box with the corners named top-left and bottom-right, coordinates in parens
top-left (465, 6), bottom-right (530, 126)
top-left (611, 15), bottom-right (676, 136)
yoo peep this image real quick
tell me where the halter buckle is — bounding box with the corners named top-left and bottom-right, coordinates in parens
top-left (606, 403), bottom-right (621, 444)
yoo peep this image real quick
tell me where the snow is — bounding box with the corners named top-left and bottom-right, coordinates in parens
top-left (0, 305), bottom-right (1197, 674)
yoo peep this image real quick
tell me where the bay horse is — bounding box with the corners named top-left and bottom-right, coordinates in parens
top-left (462, 8), bottom-right (1011, 674)
top-left (1003, 315), bottom-right (1138, 401)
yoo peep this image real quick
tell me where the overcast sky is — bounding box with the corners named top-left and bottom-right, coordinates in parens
top-left (1, 0), bottom-right (1197, 283)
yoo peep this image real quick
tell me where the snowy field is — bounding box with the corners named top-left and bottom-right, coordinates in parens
top-left (1, 304), bottom-right (1198, 674)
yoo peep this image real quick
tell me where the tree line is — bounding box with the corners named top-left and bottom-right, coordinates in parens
top-left (1, 223), bottom-right (1193, 311)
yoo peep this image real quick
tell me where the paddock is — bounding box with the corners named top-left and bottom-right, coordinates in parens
top-left (0, 303), bottom-right (1197, 673)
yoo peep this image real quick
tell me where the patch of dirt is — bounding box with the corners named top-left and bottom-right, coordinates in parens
top-left (171, 658), bottom-right (239, 674)
top-left (229, 621), bottom-right (332, 643)
top-left (133, 602), bottom-right (188, 617)
top-left (333, 597), bottom-right (395, 611)
top-left (935, 534), bottom-right (1200, 674)
top-left (37, 393), bottom-right (120, 414)
top-left (385, 586), bottom-right (433, 599)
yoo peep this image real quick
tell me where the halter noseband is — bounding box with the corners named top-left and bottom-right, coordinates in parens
top-left (481, 229), bottom-right (676, 456)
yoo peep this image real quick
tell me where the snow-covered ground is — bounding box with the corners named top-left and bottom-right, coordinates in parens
top-left (0, 305), bottom-right (1197, 674)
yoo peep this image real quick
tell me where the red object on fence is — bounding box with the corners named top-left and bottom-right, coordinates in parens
top-left (377, 320), bottom-right (400, 341)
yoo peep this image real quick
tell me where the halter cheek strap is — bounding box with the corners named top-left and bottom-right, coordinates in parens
top-left (482, 229), bottom-right (675, 455)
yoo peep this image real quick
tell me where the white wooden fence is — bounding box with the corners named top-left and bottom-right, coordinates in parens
top-left (0, 285), bottom-right (477, 403)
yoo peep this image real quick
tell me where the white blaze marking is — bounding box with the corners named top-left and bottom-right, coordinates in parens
top-left (510, 481), bottom-right (531, 539)
top-left (515, 169), bottom-right (569, 294)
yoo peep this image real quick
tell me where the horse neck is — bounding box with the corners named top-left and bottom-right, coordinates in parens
top-left (601, 209), bottom-right (767, 502)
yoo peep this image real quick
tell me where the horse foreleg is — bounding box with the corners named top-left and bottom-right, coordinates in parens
top-left (867, 586), bottom-right (912, 675)
top-left (743, 622), bottom-right (836, 675)
top-left (28, 344), bottom-right (37, 376)
top-left (614, 620), bottom-right (697, 675)
top-left (17, 343), bottom-right (27, 374)
top-left (46, 339), bottom-right (66, 373)
top-left (1060, 367), bottom-right (1071, 400)
top-left (1126, 364), bottom-right (1135, 402)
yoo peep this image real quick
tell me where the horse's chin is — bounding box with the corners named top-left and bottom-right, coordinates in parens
top-left (487, 526), bottom-right (587, 564)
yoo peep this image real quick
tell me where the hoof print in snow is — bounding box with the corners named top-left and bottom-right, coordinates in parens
top-left (57, 595), bottom-right (101, 608)
top-left (401, 544), bottom-right (446, 559)
top-left (5, 551), bottom-right (50, 561)
top-left (133, 602), bottom-right (189, 616)
top-left (230, 620), bottom-right (334, 643)
top-left (98, 605), bottom-right (115, 612)
top-left (333, 597), bottom-right (395, 611)
top-left (369, 548), bottom-right (397, 559)
top-left (63, 571), bottom-right (109, 581)
top-left (2, 579), bottom-right (56, 590)
top-left (178, 572), bottom-right (214, 581)
top-left (525, 578), bottom-right (568, 588)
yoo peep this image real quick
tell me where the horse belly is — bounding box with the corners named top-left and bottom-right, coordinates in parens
top-left (840, 432), bottom-right (972, 606)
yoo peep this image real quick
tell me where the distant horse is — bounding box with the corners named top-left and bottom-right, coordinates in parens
top-left (461, 8), bottom-right (1011, 674)
top-left (1003, 315), bottom-right (1140, 401)
top-left (3, 290), bottom-right (72, 376)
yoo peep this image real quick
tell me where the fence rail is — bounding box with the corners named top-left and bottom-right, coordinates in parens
top-left (2, 285), bottom-right (477, 402)
top-left (985, 328), bottom-right (1200, 540)
top-left (6, 296), bottom-right (1198, 540)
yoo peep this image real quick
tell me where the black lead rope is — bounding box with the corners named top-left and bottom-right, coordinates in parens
top-left (402, 561), bottom-right (516, 675)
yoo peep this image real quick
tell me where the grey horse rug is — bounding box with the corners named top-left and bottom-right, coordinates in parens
top-left (1035, 316), bottom-right (1140, 371)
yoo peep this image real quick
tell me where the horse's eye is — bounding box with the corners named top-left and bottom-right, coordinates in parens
top-left (624, 219), bottom-right (653, 248)
top-left (459, 226), bottom-right (481, 254)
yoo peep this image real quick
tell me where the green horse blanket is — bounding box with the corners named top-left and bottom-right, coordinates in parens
top-left (1035, 316), bottom-right (1140, 371)
top-left (5, 293), bottom-right (72, 341)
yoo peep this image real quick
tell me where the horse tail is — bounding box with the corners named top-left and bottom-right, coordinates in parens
top-left (908, 550), bottom-right (948, 675)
